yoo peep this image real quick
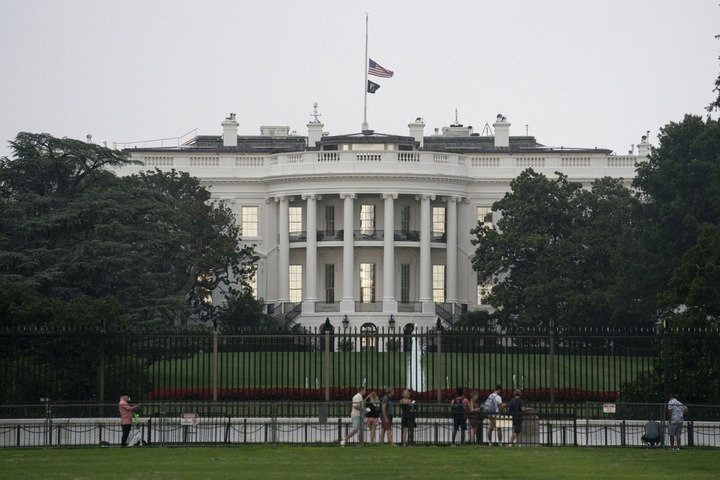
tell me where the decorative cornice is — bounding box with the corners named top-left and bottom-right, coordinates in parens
top-left (339, 193), bottom-right (357, 200)
top-left (415, 194), bottom-right (436, 201)
top-left (264, 174), bottom-right (471, 186)
top-left (380, 193), bottom-right (399, 200)
top-left (300, 194), bottom-right (322, 201)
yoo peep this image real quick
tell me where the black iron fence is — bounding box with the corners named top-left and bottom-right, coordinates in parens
top-left (1, 326), bottom-right (718, 405)
top-left (1, 401), bottom-right (719, 448)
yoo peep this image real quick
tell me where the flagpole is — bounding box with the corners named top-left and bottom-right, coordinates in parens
top-left (362, 13), bottom-right (369, 131)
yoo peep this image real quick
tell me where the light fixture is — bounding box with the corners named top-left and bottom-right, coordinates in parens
top-left (389, 314), bottom-right (395, 330)
top-left (342, 315), bottom-right (349, 330)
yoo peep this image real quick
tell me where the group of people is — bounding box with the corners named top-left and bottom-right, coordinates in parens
top-left (342, 385), bottom-right (529, 447)
top-left (641, 395), bottom-right (689, 449)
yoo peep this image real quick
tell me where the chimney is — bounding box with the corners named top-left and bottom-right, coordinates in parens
top-left (408, 117), bottom-right (425, 147)
top-left (221, 113), bottom-right (239, 147)
top-left (307, 102), bottom-right (324, 147)
top-left (493, 114), bottom-right (510, 148)
top-left (637, 133), bottom-right (651, 157)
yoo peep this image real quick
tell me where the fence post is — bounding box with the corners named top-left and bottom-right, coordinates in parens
top-left (663, 328), bottom-right (669, 404)
top-left (98, 336), bottom-right (105, 405)
top-left (436, 330), bottom-right (442, 403)
top-left (621, 420), bottom-right (626, 446)
top-left (212, 330), bottom-right (218, 402)
top-left (45, 402), bottom-right (52, 447)
top-left (324, 331), bottom-right (331, 402)
top-left (549, 329), bottom-right (556, 404)
top-left (688, 421), bottom-right (694, 447)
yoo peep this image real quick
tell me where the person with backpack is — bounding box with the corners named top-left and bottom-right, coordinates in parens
top-left (450, 388), bottom-right (470, 445)
top-left (484, 385), bottom-right (506, 446)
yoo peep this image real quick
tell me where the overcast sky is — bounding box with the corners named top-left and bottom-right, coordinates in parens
top-left (1, 1), bottom-right (718, 157)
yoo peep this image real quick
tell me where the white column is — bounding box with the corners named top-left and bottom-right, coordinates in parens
top-left (302, 194), bottom-right (319, 313)
top-left (382, 193), bottom-right (398, 312)
top-left (418, 194), bottom-right (435, 313)
top-left (276, 196), bottom-right (290, 303)
top-left (340, 193), bottom-right (356, 312)
top-left (446, 196), bottom-right (460, 304)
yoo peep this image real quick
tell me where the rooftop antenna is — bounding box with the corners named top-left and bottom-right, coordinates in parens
top-left (454, 108), bottom-right (459, 125)
top-left (480, 122), bottom-right (493, 136)
top-left (525, 124), bottom-right (529, 136)
top-left (629, 144), bottom-right (635, 155)
top-left (311, 102), bottom-right (322, 123)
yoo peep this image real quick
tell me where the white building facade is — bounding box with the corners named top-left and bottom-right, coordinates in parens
top-left (116, 112), bottom-right (650, 332)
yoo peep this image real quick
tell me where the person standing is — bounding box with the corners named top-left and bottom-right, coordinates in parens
top-left (399, 389), bottom-right (416, 446)
top-left (507, 389), bottom-right (527, 446)
top-left (379, 388), bottom-right (395, 445)
top-left (468, 391), bottom-right (482, 444)
top-left (485, 385), bottom-right (506, 446)
top-left (451, 388), bottom-right (470, 446)
top-left (365, 391), bottom-right (381, 443)
top-left (667, 395), bottom-right (688, 450)
top-left (118, 395), bottom-right (139, 447)
top-left (341, 387), bottom-right (367, 446)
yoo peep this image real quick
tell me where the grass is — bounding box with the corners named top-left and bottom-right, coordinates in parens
top-left (148, 352), bottom-right (654, 392)
top-left (0, 446), bottom-right (717, 480)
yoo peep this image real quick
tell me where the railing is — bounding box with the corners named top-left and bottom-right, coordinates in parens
top-left (353, 229), bottom-right (383, 241)
top-left (3, 401), bottom-right (719, 448)
top-left (2, 327), bottom-right (719, 406)
top-left (431, 232), bottom-right (447, 243)
top-left (394, 230), bottom-right (420, 241)
top-left (289, 230), bottom-right (307, 242)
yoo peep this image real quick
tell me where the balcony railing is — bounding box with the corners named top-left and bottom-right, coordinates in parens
top-left (431, 232), bottom-right (447, 243)
top-left (289, 231), bottom-right (306, 242)
top-left (394, 230), bottom-right (420, 241)
top-left (353, 229), bottom-right (383, 241)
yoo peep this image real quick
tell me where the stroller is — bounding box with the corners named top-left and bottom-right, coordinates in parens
top-left (126, 412), bottom-right (145, 447)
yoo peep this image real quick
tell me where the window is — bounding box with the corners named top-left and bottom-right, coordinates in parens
top-left (360, 263), bottom-right (375, 303)
top-left (432, 206), bottom-right (446, 235)
top-left (325, 264), bottom-right (335, 303)
top-left (401, 264), bottom-right (410, 303)
top-left (289, 206), bottom-right (303, 234)
top-left (325, 205), bottom-right (335, 235)
top-left (477, 207), bottom-right (493, 229)
top-left (245, 268), bottom-right (258, 299)
top-left (477, 274), bottom-right (492, 305)
top-left (401, 205), bottom-right (410, 233)
top-left (241, 206), bottom-right (258, 238)
top-left (432, 265), bottom-right (446, 303)
top-left (360, 323), bottom-right (378, 351)
top-left (289, 265), bottom-right (302, 303)
top-left (360, 204), bottom-right (375, 235)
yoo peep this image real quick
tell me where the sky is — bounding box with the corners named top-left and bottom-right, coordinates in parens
top-left (0, 0), bottom-right (718, 157)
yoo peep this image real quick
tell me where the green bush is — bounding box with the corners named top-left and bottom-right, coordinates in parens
top-left (338, 339), bottom-right (354, 352)
top-left (386, 338), bottom-right (402, 352)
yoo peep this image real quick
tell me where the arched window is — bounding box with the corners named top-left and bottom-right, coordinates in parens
top-left (360, 322), bottom-right (378, 352)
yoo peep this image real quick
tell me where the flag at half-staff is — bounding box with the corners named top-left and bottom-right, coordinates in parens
top-left (367, 80), bottom-right (380, 94)
top-left (368, 58), bottom-right (394, 78)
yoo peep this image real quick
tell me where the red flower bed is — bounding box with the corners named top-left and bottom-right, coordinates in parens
top-left (147, 387), bottom-right (617, 403)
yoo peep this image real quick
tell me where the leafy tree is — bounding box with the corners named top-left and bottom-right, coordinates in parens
top-left (471, 170), bottom-right (649, 328)
top-left (631, 115), bottom-right (720, 315)
top-left (454, 309), bottom-right (494, 329)
top-left (0, 133), bottom-right (256, 325)
top-left (215, 287), bottom-right (272, 331)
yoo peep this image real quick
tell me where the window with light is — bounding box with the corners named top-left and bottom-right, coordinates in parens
top-left (432, 264), bottom-right (446, 303)
top-left (289, 265), bottom-right (302, 302)
top-left (360, 263), bottom-right (375, 303)
top-left (241, 206), bottom-right (258, 237)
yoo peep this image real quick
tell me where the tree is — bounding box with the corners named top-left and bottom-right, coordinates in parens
top-left (0, 133), bottom-right (256, 325)
top-left (471, 170), bottom-right (647, 328)
top-left (631, 115), bottom-right (720, 317)
top-left (215, 288), bottom-right (272, 331)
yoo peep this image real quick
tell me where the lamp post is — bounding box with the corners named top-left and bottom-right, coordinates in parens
top-left (389, 314), bottom-right (395, 331)
top-left (342, 315), bottom-right (349, 330)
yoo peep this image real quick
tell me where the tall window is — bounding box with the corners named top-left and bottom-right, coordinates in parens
top-left (241, 206), bottom-right (258, 237)
top-left (400, 264), bottom-right (410, 303)
top-left (477, 274), bottom-right (492, 305)
top-left (432, 265), bottom-right (446, 303)
top-left (360, 204), bottom-right (375, 235)
top-left (289, 206), bottom-right (302, 234)
top-left (245, 269), bottom-right (258, 299)
top-left (325, 205), bottom-right (335, 234)
top-left (432, 206), bottom-right (446, 235)
top-left (360, 263), bottom-right (375, 303)
top-left (325, 264), bottom-right (335, 303)
top-left (477, 207), bottom-right (493, 229)
top-left (401, 205), bottom-right (411, 233)
top-left (289, 265), bottom-right (302, 303)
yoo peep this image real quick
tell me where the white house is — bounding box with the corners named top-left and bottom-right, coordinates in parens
top-left (115, 110), bottom-right (650, 334)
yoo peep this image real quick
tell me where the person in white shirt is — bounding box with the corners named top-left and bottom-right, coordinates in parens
top-left (341, 387), bottom-right (367, 446)
top-left (667, 395), bottom-right (688, 449)
top-left (485, 385), bottom-right (506, 446)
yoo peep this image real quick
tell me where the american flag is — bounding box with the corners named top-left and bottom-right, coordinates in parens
top-left (368, 59), bottom-right (394, 78)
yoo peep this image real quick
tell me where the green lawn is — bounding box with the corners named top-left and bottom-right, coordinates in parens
top-left (149, 352), bottom-right (653, 392)
top-left (0, 446), bottom-right (716, 480)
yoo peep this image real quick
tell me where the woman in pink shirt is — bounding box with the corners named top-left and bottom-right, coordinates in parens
top-left (118, 395), bottom-right (140, 446)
